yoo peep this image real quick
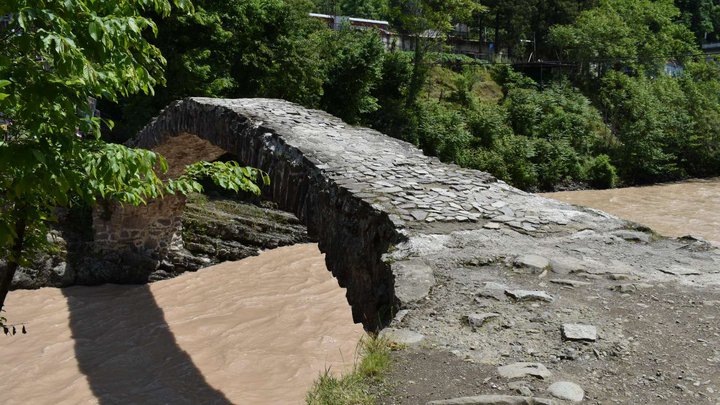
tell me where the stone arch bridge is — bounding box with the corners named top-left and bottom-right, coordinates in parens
top-left (96, 98), bottom-right (720, 330)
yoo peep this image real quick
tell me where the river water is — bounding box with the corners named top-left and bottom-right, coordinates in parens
top-left (0, 243), bottom-right (365, 405)
top-left (542, 178), bottom-right (720, 246)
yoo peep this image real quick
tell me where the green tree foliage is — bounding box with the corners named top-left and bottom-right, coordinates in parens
top-left (106, 0), bottom-right (326, 141)
top-left (311, 0), bottom-right (390, 19)
top-left (415, 100), bottom-right (472, 162)
top-left (678, 59), bottom-right (720, 175)
top-left (383, 63), bottom-right (618, 191)
top-left (0, 0), bottom-right (266, 315)
top-left (318, 27), bottom-right (385, 123)
top-left (108, 0), bottom-right (389, 139)
top-left (479, 0), bottom-right (591, 59)
top-left (389, 0), bottom-right (484, 108)
top-left (599, 61), bottom-right (720, 184)
top-left (676, 0), bottom-right (720, 43)
top-left (366, 51), bottom-right (415, 140)
top-left (549, 0), bottom-right (696, 78)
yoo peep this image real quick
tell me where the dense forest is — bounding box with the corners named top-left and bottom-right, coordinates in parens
top-left (103, 0), bottom-right (720, 191)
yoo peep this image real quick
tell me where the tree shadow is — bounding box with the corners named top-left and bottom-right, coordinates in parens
top-left (62, 284), bottom-right (233, 405)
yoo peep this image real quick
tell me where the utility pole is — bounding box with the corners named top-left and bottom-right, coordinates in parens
top-left (520, 33), bottom-right (536, 62)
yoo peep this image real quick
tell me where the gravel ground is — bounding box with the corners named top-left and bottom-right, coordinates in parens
top-left (375, 250), bottom-right (720, 404)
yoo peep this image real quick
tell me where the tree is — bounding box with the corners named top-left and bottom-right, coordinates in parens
top-left (105, 0), bottom-right (326, 142)
top-left (549, 0), bottom-right (696, 80)
top-left (598, 71), bottom-right (686, 183)
top-left (675, 0), bottom-right (720, 43)
top-left (318, 27), bottom-right (385, 123)
top-left (0, 1), bottom-right (266, 318)
top-left (389, 0), bottom-right (484, 108)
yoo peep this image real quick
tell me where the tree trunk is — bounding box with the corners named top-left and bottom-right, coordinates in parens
top-left (406, 35), bottom-right (426, 109)
top-left (0, 208), bottom-right (27, 314)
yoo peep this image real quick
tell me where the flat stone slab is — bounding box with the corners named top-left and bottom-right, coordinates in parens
top-left (392, 260), bottom-right (436, 306)
top-left (427, 395), bottom-right (556, 405)
top-left (547, 381), bottom-right (584, 403)
top-left (477, 282), bottom-right (508, 301)
top-left (611, 230), bottom-right (652, 243)
top-left (467, 312), bottom-right (501, 327)
top-left (514, 254), bottom-right (551, 273)
top-left (562, 323), bottom-right (597, 341)
top-left (549, 279), bottom-right (592, 287)
top-left (505, 290), bottom-right (555, 303)
top-left (498, 362), bottom-right (553, 379)
top-left (379, 328), bottom-right (425, 346)
top-left (659, 266), bottom-right (702, 276)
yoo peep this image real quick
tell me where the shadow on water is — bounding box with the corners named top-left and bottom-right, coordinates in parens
top-left (62, 284), bottom-right (233, 405)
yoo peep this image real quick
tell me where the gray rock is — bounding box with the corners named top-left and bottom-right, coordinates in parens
top-left (477, 282), bottom-right (508, 301)
top-left (497, 362), bottom-right (553, 379)
top-left (562, 323), bottom-right (597, 341)
top-left (505, 290), bottom-right (555, 303)
top-left (549, 279), bottom-right (591, 287)
top-left (659, 265), bottom-right (702, 276)
top-left (484, 222), bottom-right (501, 230)
top-left (393, 309), bottom-right (410, 323)
top-left (610, 283), bottom-right (653, 293)
top-left (611, 230), bottom-right (652, 243)
top-left (514, 254), bottom-right (551, 273)
top-left (467, 312), bottom-right (501, 327)
top-left (392, 260), bottom-right (436, 306)
top-left (508, 381), bottom-right (534, 397)
top-left (517, 387), bottom-right (534, 397)
top-left (548, 256), bottom-right (588, 275)
top-left (379, 328), bottom-right (425, 346)
top-left (427, 395), bottom-right (556, 405)
top-left (547, 381), bottom-right (584, 402)
top-left (377, 186), bottom-right (404, 193)
top-left (411, 210), bottom-right (428, 221)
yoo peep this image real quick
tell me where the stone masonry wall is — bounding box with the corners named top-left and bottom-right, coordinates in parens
top-left (92, 195), bottom-right (186, 258)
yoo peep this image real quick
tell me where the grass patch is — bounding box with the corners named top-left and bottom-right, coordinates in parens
top-left (306, 335), bottom-right (392, 405)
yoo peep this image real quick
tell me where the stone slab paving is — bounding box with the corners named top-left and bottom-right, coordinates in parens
top-left (189, 98), bottom-right (619, 235)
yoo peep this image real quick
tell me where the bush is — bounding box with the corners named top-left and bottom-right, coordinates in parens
top-left (464, 102), bottom-right (513, 148)
top-left (415, 100), bottom-right (472, 163)
top-left (583, 154), bottom-right (618, 189)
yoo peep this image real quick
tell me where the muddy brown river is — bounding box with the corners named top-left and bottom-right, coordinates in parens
top-left (0, 244), bottom-right (365, 405)
top-left (542, 178), bottom-right (720, 246)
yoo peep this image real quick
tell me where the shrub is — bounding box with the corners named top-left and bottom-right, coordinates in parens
top-left (583, 154), bottom-right (618, 189)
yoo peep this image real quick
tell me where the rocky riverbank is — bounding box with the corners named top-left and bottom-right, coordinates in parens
top-left (6, 193), bottom-right (310, 290)
top-left (374, 227), bottom-right (720, 404)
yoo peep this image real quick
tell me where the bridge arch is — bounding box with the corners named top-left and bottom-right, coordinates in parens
top-left (125, 98), bottom-right (410, 329)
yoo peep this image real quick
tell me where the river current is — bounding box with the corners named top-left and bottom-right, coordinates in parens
top-left (0, 243), bottom-right (364, 405)
top-left (542, 178), bottom-right (720, 246)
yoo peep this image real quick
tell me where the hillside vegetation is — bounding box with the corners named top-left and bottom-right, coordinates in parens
top-left (104, 0), bottom-right (720, 191)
